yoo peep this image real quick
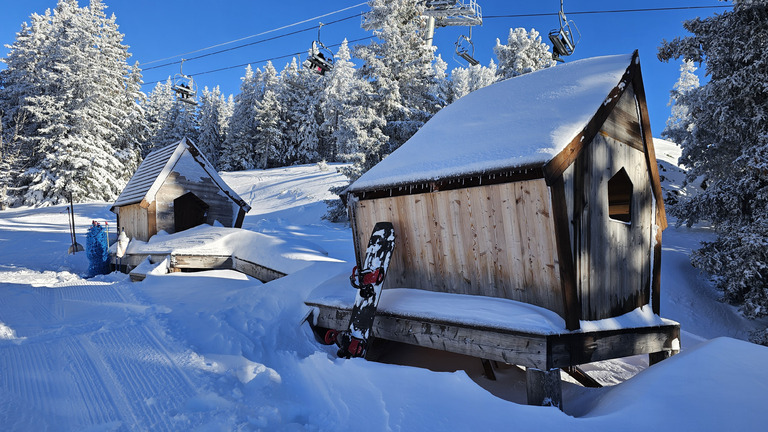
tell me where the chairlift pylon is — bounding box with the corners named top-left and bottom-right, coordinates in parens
top-left (304, 22), bottom-right (334, 76)
top-left (172, 59), bottom-right (198, 105)
top-left (548, 0), bottom-right (580, 62)
top-left (455, 27), bottom-right (479, 66)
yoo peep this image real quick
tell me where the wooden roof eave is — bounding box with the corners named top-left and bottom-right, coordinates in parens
top-left (629, 55), bottom-right (668, 231)
top-left (346, 164), bottom-right (547, 202)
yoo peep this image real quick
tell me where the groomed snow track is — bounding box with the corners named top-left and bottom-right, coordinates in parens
top-left (0, 272), bottom-right (205, 431)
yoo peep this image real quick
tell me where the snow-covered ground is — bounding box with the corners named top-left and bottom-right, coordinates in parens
top-left (0, 160), bottom-right (766, 431)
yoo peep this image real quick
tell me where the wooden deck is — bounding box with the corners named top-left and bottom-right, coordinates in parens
top-left (111, 252), bottom-right (287, 283)
top-left (305, 290), bottom-right (680, 408)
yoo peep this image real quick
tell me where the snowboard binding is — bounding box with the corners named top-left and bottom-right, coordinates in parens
top-left (320, 329), bottom-right (366, 358)
top-left (350, 266), bottom-right (385, 299)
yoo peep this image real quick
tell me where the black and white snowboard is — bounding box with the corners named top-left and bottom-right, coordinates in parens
top-left (324, 221), bottom-right (396, 358)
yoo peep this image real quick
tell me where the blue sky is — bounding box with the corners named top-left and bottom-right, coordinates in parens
top-left (1, 0), bottom-right (730, 137)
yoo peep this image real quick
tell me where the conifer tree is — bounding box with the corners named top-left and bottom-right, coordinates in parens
top-left (0, 0), bottom-right (146, 206)
top-left (254, 61), bottom-right (284, 169)
top-left (322, 40), bottom-right (388, 222)
top-left (279, 58), bottom-right (322, 165)
top-left (494, 27), bottom-right (556, 81)
top-left (355, 0), bottom-right (444, 156)
top-left (662, 59), bottom-right (699, 152)
top-left (143, 79), bottom-right (176, 157)
top-left (449, 60), bottom-right (498, 102)
top-left (220, 65), bottom-right (262, 171)
top-left (658, 0), bottom-right (768, 344)
top-left (197, 86), bottom-right (231, 168)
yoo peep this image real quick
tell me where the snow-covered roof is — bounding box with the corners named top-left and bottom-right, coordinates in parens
top-left (349, 53), bottom-right (636, 192)
top-left (111, 138), bottom-right (250, 212)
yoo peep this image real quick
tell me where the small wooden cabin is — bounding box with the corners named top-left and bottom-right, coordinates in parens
top-left (345, 51), bottom-right (667, 330)
top-left (111, 138), bottom-right (251, 242)
top-left (307, 52), bottom-right (680, 407)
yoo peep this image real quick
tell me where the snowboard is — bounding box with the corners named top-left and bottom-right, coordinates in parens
top-left (324, 221), bottom-right (396, 358)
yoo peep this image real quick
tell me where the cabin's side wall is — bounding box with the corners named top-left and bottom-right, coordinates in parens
top-left (154, 152), bottom-right (240, 234)
top-left (116, 203), bottom-right (150, 242)
top-left (565, 84), bottom-right (654, 320)
top-left (350, 178), bottom-right (565, 317)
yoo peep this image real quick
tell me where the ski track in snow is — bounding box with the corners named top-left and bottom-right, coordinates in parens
top-left (0, 271), bottom-right (206, 431)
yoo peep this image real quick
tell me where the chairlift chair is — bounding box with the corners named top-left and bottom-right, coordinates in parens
top-left (548, 1), bottom-right (580, 62)
top-left (172, 59), bottom-right (198, 105)
top-left (306, 41), bottom-right (334, 75)
top-left (455, 29), bottom-right (479, 66)
top-left (304, 23), bottom-right (334, 76)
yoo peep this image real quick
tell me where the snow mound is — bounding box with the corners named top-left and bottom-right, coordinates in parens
top-left (584, 337), bottom-right (768, 430)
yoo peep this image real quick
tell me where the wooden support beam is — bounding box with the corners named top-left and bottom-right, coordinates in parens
top-left (526, 368), bottom-right (563, 409)
top-left (562, 366), bottom-right (602, 388)
top-left (306, 301), bottom-right (681, 371)
top-left (547, 324), bottom-right (680, 369)
top-left (481, 359), bottom-right (497, 381)
top-left (112, 252), bottom-right (287, 283)
top-left (549, 177), bottom-right (581, 330)
top-left (232, 257), bottom-right (287, 283)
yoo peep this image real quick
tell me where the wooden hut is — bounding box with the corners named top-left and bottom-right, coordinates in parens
top-left (111, 138), bottom-right (251, 242)
top-left (307, 52), bottom-right (679, 407)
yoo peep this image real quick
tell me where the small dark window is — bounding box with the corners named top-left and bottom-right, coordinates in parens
top-left (608, 168), bottom-right (632, 223)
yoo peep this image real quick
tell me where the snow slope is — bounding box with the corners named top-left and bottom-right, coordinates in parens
top-left (0, 161), bottom-right (766, 431)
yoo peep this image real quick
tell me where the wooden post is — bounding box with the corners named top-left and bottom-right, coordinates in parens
top-left (526, 368), bottom-right (563, 410)
top-left (481, 359), bottom-right (497, 381)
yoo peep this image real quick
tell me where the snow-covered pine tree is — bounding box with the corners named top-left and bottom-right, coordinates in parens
top-left (662, 59), bottom-right (699, 152)
top-left (117, 63), bottom-right (149, 174)
top-left (449, 59), bottom-right (498, 102)
top-left (147, 78), bottom-right (199, 151)
top-left (0, 11), bottom-right (53, 189)
top-left (220, 65), bottom-right (263, 171)
top-left (494, 27), bottom-right (556, 81)
top-left (197, 86), bottom-right (231, 169)
top-left (142, 79), bottom-right (176, 157)
top-left (254, 61), bottom-right (284, 169)
top-left (279, 58), bottom-right (322, 165)
top-left (355, 0), bottom-right (445, 156)
top-left (1, 0), bottom-right (145, 206)
top-left (658, 0), bottom-right (768, 345)
top-left (87, 0), bottom-right (145, 177)
top-left (321, 39), bottom-right (388, 222)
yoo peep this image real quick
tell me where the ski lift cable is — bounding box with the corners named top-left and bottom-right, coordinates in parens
top-left (142, 14), bottom-right (361, 72)
top-left (484, 5), bottom-right (731, 20)
top-left (142, 36), bottom-right (373, 87)
top-left (141, 2), bottom-right (369, 66)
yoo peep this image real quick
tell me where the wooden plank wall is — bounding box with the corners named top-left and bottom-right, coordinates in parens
top-left (568, 84), bottom-right (654, 320)
top-left (116, 203), bottom-right (150, 242)
top-left (351, 178), bottom-right (565, 317)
